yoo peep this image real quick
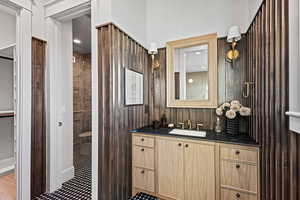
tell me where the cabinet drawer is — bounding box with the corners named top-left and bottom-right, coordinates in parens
top-left (221, 160), bottom-right (258, 193)
top-left (133, 146), bottom-right (155, 169)
top-left (220, 147), bottom-right (258, 164)
top-left (133, 167), bottom-right (155, 193)
top-left (221, 188), bottom-right (257, 200)
top-left (133, 135), bottom-right (155, 148)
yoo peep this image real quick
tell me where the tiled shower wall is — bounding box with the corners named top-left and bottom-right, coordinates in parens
top-left (73, 53), bottom-right (91, 169)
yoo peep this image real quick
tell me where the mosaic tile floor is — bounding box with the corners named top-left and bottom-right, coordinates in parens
top-left (36, 168), bottom-right (157, 200)
top-left (130, 192), bottom-right (158, 200)
top-left (36, 168), bottom-right (91, 200)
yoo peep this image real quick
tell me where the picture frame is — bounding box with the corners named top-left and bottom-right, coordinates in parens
top-left (125, 68), bottom-right (144, 105)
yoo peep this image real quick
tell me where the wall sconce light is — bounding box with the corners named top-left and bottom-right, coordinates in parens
top-left (226, 26), bottom-right (242, 63)
top-left (148, 43), bottom-right (160, 73)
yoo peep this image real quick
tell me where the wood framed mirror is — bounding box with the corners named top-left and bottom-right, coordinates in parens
top-left (166, 33), bottom-right (218, 108)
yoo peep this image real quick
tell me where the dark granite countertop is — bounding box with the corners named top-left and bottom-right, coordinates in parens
top-left (130, 126), bottom-right (259, 147)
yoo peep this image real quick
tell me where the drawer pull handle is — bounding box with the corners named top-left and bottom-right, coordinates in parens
top-left (141, 138), bottom-right (145, 142)
top-left (236, 164), bottom-right (240, 169)
top-left (236, 193), bottom-right (241, 198)
top-left (141, 148), bottom-right (145, 152)
top-left (178, 143), bottom-right (182, 147)
top-left (185, 144), bottom-right (189, 148)
top-left (141, 170), bottom-right (145, 174)
top-left (235, 150), bottom-right (240, 155)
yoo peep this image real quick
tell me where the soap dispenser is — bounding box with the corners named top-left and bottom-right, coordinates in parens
top-left (215, 116), bottom-right (222, 133)
top-left (160, 114), bottom-right (167, 128)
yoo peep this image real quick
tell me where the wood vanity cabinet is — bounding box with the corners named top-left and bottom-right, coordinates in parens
top-left (219, 145), bottom-right (260, 200)
top-left (132, 133), bottom-right (260, 200)
top-left (156, 138), bottom-right (215, 200)
top-left (157, 138), bottom-right (185, 200)
top-left (184, 141), bottom-right (215, 200)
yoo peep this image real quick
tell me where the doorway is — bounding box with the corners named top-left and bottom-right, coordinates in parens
top-left (43, 5), bottom-right (93, 199)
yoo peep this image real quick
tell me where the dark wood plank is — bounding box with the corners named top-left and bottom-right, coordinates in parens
top-left (31, 37), bottom-right (46, 198)
top-left (280, 0), bottom-right (289, 199)
top-left (245, 0), bottom-right (291, 199)
top-left (97, 23), bottom-right (149, 199)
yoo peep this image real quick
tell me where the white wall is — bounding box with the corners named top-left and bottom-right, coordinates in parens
top-left (97, 0), bottom-right (260, 48)
top-left (96, 0), bottom-right (112, 24)
top-left (95, 0), bottom-right (147, 46)
top-left (95, 0), bottom-right (259, 48)
top-left (32, 0), bottom-right (47, 40)
top-left (0, 10), bottom-right (16, 48)
top-left (288, 0), bottom-right (300, 133)
top-left (247, 0), bottom-right (263, 29)
top-left (146, 0), bottom-right (249, 48)
top-left (0, 59), bottom-right (14, 111)
top-left (0, 118), bottom-right (14, 161)
top-left (33, 0), bottom-right (263, 48)
top-left (111, 0), bottom-right (147, 46)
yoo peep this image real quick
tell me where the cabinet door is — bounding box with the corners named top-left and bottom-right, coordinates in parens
top-left (184, 142), bottom-right (215, 200)
top-left (133, 167), bottom-right (155, 193)
top-left (157, 138), bottom-right (184, 200)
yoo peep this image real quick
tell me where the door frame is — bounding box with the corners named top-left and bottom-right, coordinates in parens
top-left (45, 1), bottom-right (98, 198)
top-left (0, 1), bottom-right (32, 200)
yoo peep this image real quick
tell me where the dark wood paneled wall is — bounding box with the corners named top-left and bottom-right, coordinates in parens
top-left (148, 38), bottom-right (247, 130)
top-left (245, 0), bottom-right (291, 199)
top-left (97, 23), bottom-right (149, 199)
top-left (31, 38), bottom-right (46, 198)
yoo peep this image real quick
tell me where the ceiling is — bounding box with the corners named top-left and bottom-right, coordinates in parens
top-left (72, 14), bottom-right (91, 54)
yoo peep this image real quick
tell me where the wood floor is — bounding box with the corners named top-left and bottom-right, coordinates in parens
top-left (0, 173), bottom-right (16, 200)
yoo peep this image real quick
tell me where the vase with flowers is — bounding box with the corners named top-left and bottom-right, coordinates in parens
top-left (215, 100), bottom-right (251, 135)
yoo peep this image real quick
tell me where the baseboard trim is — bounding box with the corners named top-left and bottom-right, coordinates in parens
top-left (61, 166), bottom-right (74, 183)
top-left (0, 157), bottom-right (15, 176)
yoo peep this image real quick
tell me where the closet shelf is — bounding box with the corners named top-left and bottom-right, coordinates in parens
top-left (0, 111), bottom-right (14, 118)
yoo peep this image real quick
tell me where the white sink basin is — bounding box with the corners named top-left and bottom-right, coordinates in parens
top-left (169, 129), bottom-right (206, 138)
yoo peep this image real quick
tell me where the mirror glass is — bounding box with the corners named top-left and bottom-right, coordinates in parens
top-left (174, 44), bottom-right (209, 100)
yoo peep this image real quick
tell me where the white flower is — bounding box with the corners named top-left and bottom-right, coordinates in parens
top-left (226, 110), bottom-right (237, 119)
top-left (230, 104), bottom-right (240, 112)
top-left (231, 100), bottom-right (241, 106)
top-left (240, 107), bottom-right (251, 116)
top-left (216, 107), bottom-right (223, 116)
top-left (221, 102), bottom-right (231, 109)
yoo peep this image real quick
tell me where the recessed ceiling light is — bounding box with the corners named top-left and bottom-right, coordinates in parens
top-left (73, 39), bottom-right (81, 44)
